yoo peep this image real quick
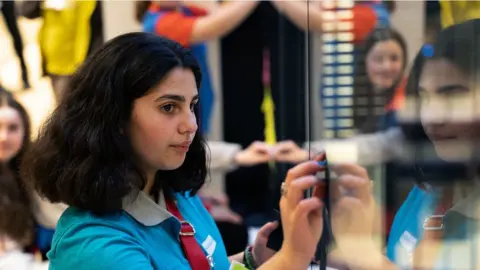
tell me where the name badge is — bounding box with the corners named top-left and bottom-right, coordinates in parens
top-left (399, 231), bottom-right (418, 253)
top-left (203, 235), bottom-right (217, 268)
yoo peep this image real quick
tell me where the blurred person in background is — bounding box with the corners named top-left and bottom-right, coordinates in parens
top-left (0, 89), bottom-right (47, 269)
top-left (1, 0), bottom-right (30, 89)
top-left (201, 140), bottom-right (274, 254)
top-left (439, 0), bottom-right (480, 29)
top-left (268, 1), bottom-right (401, 163)
top-left (21, 0), bottom-right (103, 102)
top-left (273, 27), bottom-right (408, 166)
top-left (271, 0), bottom-right (395, 43)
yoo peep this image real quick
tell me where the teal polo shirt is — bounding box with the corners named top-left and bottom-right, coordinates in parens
top-left (47, 190), bottom-right (231, 269)
top-left (387, 185), bottom-right (480, 269)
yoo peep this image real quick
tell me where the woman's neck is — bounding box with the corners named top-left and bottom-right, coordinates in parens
top-left (143, 172), bottom-right (156, 194)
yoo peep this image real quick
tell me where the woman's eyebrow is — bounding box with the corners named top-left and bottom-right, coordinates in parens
top-left (436, 84), bottom-right (469, 94)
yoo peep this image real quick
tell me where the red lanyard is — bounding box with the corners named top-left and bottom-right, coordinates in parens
top-left (165, 199), bottom-right (211, 270)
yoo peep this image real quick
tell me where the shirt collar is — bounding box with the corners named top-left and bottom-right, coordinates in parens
top-left (122, 190), bottom-right (173, 226)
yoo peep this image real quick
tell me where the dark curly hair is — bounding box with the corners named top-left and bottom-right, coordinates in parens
top-left (0, 88), bottom-right (33, 246)
top-left (21, 33), bottom-right (207, 214)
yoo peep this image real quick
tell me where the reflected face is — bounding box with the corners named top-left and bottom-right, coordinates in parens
top-left (419, 59), bottom-right (480, 161)
top-left (366, 40), bottom-right (404, 89)
top-left (129, 68), bottom-right (199, 174)
top-left (0, 107), bottom-right (24, 163)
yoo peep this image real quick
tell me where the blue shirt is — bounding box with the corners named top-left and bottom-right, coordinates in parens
top-left (387, 185), bottom-right (480, 269)
top-left (48, 191), bottom-right (230, 269)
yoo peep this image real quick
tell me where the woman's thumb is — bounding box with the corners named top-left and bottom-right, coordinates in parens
top-left (257, 221), bottom-right (279, 238)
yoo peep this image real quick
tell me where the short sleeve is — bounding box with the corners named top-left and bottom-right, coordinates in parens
top-left (154, 12), bottom-right (197, 47)
top-left (351, 5), bottom-right (378, 43)
top-left (48, 223), bottom-right (153, 270)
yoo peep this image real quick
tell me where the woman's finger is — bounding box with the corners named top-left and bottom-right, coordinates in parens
top-left (337, 175), bottom-right (372, 204)
top-left (330, 163), bottom-right (369, 179)
top-left (293, 197), bottom-right (324, 229)
top-left (284, 161), bottom-right (322, 186)
top-left (284, 175), bottom-right (320, 208)
top-left (327, 175), bottom-right (372, 204)
top-left (312, 151), bottom-right (326, 162)
top-left (256, 221), bottom-right (279, 239)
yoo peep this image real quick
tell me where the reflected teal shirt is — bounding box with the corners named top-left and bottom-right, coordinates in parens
top-left (48, 191), bottom-right (230, 269)
top-left (387, 185), bottom-right (480, 269)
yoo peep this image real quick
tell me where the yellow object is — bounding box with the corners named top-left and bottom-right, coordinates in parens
top-left (38, 0), bottom-right (96, 76)
top-left (262, 88), bottom-right (277, 146)
top-left (261, 88), bottom-right (277, 169)
top-left (440, 0), bottom-right (480, 28)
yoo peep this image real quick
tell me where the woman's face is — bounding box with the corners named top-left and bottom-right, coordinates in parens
top-left (419, 59), bottom-right (480, 161)
top-left (0, 106), bottom-right (24, 163)
top-left (129, 67), bottom-right (198, 175)
top-left (366, 39), bottom-right (404, 89)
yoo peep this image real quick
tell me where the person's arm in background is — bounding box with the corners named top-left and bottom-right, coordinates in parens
top-left (275, 127), bottom-right (405, 166)
top-left (207, 141), bottom-right (242, 172)
top-left (309, 127), bottom-right (405, 165)
top-left (182, 1), bottom-right (219, 13)
top-left (270, 0), bottom-right (323, 32)
top-left (271, 1), bottom-right (378, 43)
top-left (149, 1), bottom-right (259, 47)
top-left (207, 141), bottom-right (273, 172)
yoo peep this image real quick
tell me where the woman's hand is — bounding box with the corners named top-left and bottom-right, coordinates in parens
top-left (325, 163), bottom-right (384, 268)
top-left (251, 222), bottom-right (278, 266)
top-left (277, 161), bottom-right (325, 268)
top-left (274, 140), bottom-right (309, 164)
top-left (234, 141), bottom-right (273, 166)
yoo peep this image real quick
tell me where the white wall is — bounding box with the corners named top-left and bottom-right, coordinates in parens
top-left (390, 1), bottom-right (425, 68)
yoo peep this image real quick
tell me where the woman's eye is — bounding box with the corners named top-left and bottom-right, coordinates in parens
top-left (8, 124), bottom-right (18, 132)
top-left (162, 104), bottom-right (175, 113)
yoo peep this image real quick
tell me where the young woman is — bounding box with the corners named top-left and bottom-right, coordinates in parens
top-left (0, 89), bottom-right (48, 269)
top-left (1, 1), bottom-right (30, 89)
top-left (21, 32), bottom-right (327, 269)
top-left (318, 19), bottom-right (480, 270)
top-left (22, 0), bottom-right (103, 102)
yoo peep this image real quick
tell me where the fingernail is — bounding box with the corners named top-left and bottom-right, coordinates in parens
top-left (317, 160), bottom-right (328, 166)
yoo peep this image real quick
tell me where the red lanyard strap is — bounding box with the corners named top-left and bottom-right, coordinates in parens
top-left (165, 199), bottom-right (211, 270)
